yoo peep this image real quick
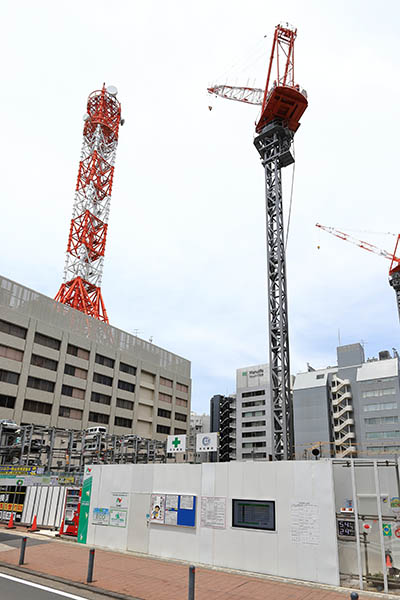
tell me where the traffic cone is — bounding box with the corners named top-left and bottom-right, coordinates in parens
top-left (56, 518), bottom-right (64, 537)
top-left (5, 513), bottom-right (16, 529)
top-left (28, 515), bottom-right (39, 532)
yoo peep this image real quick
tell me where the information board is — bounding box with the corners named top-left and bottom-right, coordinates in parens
top-left (291, 501), bottom-right (320, 545)
top-left (150, 494), bottom-right (196, 527)
top-left (232, 499), bottom-right (275, 531)
top-left (201, 497), bottom-right (226, 529)
top-left (337, 519), bottom-right (356, 538)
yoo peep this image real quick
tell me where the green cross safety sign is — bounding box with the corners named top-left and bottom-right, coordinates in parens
top-left (172, 437), bottom-right (181, 449)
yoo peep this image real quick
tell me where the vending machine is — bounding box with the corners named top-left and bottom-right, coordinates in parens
top-left (61, 488), bottom-right (81, 536)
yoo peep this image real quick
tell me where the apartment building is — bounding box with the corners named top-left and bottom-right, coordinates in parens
top-left (0, 275), bottom-right (191, 440)
top-left (209, 394), bottom-right (236, 461)
top-left (235, 364), bottom-right (270, 460)
top-left (293, 343), bottom-right (400, 459)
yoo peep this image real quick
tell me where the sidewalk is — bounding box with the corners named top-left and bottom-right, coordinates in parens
top-left (0, 531), bottom-right (389, 600)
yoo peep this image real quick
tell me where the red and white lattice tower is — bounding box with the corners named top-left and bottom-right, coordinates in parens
top-left (55, 84), bottom-right (122, 324)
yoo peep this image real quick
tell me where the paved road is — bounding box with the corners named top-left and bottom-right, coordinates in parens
top-left (0, 573), bottom-right (88, 599)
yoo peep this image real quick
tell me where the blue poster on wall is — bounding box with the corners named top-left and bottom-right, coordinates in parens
top-left (177, 495), bottom-right (196, 527)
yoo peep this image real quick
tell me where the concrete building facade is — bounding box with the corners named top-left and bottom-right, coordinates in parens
top-left (293, 343), bottom-right (400, 459)
top-left (235, 364), bottom-right (271, 460)
top-left (0, 275), bottom-right (191, 440)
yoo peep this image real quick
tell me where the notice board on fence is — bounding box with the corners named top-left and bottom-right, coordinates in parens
top-left (150, 494), bottom-right (196, 527)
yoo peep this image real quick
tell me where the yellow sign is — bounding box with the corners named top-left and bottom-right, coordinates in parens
top-left (0, 503), bottom-right (23, 512)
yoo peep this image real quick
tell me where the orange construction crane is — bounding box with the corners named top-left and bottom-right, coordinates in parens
top-left (316, 223), bottom-right (400, 321)
top-left (208, 23), bottom-right (308, 460)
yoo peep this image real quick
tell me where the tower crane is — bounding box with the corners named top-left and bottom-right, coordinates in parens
top-left (208, 24), bottom-right (308, 460)
top-left (316, 223), bottom-right (400, 321)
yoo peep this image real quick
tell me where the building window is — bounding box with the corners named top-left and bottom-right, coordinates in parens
top-left (157, 424), bottom-right (170, 434)
top-left (159, 392), bottom-right (172, 404)
top-left (316, 374), bottom-right (325, 380)
top-left (366, 431), bottom-right (400, 439)
top-left (67, 344), bottom-right (90, 360)
top-left (59, 406), bottom-right (83, 420)
top-left (116, 398), bottom-right (134, 411)
top-left (365, 416), bottom-right (399, 425)
top-left (34, 332), bottom-right (61, 351)
top-left (160, 376), bottom-right (173, 388)
top-left (95, 354), bottom-right (115, 369)
top-left (62, 384), bottom-right (85, 400)
top-left (23, 399), bottom-right (51, 414)
top-left (175, 412), bottom-right (187, 422)
top-left (31, 354), bottom-right (58, 371)
top-left (27, 376), bottom-right (54, 392)
top-left (91, 391), bottom-right (111, 406)
top-left (176, 382), bottom-right (188, 393)
top-left (0, 319), bottom-right (27, 339)
top-left (0, 345), bottom-right (23, 362)
top-left (93, 373), bottom-right (113, 387)
top-left (242, 400), bottom-right (265, 408)
top-left (364, 402), bottom-right (398, 412)
top-left (88, 411), bottom-right (109, 424)
top-left (64, 364), bottom-right (87, 379)
top-left (114, 416), bottom-right (132, 428)
top-left (119, 362), bottom-right (136, 376)
top-left (0, 369), bottom-right (19, 385)
top-left (141, 371), bottom-right (155, 384)
top-left (0, 394), bottom-right (16, 409)
top-left (158, 408), bottom-right (171, 419)
top-left (242, 390), bottom-right (265, 398)
top-left (242, 420), bottom-right (266, 428)
top-left (176, 397), bottom-right (187, 407)
top-left (174, 428), bottom-right (186, 435)
top-left (362, 388), bottom-right (396, 398)
top-left (367, 445), bottom-right (400, 454)
top-left (242, 441), bottom-right (267, 448)
top-left (242, 431), bottom-right (265, 438)
top-left (118, 380), bottom-right (135, 393)
top-left (242, 410), bottom-right (265, 418)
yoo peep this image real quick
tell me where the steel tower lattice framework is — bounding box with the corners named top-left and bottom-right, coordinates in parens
top-left (55, 84), bottom-right (122, 323)
top-left (254, 122), bottom-right (295, 460)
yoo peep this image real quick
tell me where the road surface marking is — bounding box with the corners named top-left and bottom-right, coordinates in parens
top-left (0, 572), bottom-right (87, 598)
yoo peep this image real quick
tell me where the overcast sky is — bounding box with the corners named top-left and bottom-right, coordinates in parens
top-left (0, 0), bottom-right (398, 413)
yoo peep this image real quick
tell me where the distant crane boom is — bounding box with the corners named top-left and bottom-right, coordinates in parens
top-left (316, 223), bottom-right (398, 262)
top-left (316, 223), bottom-right (400, 321)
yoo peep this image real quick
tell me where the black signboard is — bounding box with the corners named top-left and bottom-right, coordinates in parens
top-left (232, 499), bottom-right (275, 531)
top-left (337, 519), bottom-right (356, 538)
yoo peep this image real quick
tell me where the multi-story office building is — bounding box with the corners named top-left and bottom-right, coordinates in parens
top-left (0, 275), bottom-right (191, 440)
top-left (235, 364), bottom-right (270, 460)
top-left (210, 394), bottom-right (236, 461)
top-left (293, 343), bottom-right (400, 459)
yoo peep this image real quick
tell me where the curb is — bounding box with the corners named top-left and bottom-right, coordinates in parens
top-left (0, 560), bottom-right (144, 600)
